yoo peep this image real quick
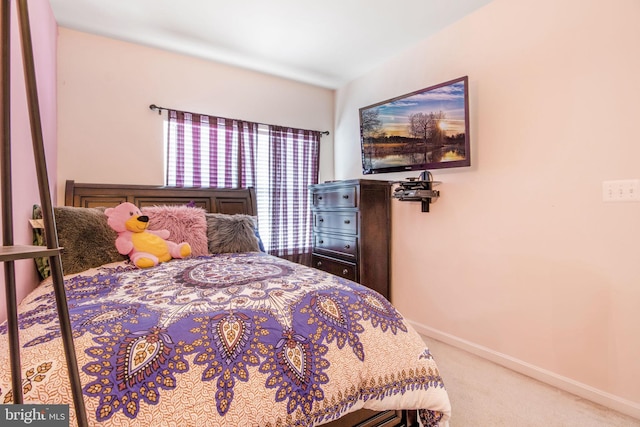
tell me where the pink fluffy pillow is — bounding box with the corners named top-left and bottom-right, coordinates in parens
top-left (141, 205), bottom-right (208, 256)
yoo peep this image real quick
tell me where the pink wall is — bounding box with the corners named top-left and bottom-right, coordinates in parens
top-left (334, 0), bottom-right (640, 418)
top-left (0, 1), bottom-right (57, 322)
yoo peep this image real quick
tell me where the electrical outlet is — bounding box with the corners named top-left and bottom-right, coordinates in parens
top-left (602, 179), bottom-right (640, 202)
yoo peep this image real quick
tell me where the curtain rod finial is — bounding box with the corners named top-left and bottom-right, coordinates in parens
top-left (149, 104), bottom-right (162, 115)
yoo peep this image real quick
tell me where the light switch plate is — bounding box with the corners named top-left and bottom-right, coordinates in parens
top-left (602, 179), bottom-right (640, 202)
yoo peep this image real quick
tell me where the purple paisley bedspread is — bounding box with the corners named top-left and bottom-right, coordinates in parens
top-left (0, 253), bottom-right (450, 426)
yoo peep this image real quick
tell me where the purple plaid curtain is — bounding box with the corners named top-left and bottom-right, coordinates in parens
top-left (166, 110), bottom-right (319, 264)
top-left (166, 110), bottom-right (257, 188)
top-left (267, 126), bottom-right (320, 265)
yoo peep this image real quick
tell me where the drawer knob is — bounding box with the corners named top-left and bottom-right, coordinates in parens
top-left (318, 196), bottom-right (323, 200)
top-left (344, 219), bottom-right (350, 224)
top-left (344, 244), bottom-right (351, 249)
top-left (342, 194), bottom-right (349, 199)
top-left (342, 269), bottom-right (349, 275)
top-left (317, 261), bottom-right (323, 267)
top-left (319, 240), bottom-right (324, 244)
top-left (318, 218), bottom-right (324, 222)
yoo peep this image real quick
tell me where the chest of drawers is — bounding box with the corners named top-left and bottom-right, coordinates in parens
top-left (309, 179), bottom-right (391, 300)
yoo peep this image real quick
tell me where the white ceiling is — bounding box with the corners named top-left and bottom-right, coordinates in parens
top-left (49, 0), bottom-right (492, 89)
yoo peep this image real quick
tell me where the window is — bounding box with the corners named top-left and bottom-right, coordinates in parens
top-left (165, 110), bottom-right (320, 264)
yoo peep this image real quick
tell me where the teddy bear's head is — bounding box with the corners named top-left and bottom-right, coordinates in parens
top-left (104, 202), bottom-right (149, 233)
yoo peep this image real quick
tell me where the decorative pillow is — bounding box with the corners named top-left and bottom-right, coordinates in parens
top-left (33, 205), bottom-right (127, 278)
top-left (254, 227), bottom-right (266, 253)
top-left (141, 205), bottom-right (208, 256)
top-left (205, 213), bottom-right (261, 253)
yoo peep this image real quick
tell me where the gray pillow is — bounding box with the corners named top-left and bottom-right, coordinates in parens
top-left (205, 213), bottom-right (261, 253)
top-left (35, 206), bottom-right (126, 277)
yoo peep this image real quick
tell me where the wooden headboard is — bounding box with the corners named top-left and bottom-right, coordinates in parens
top-left (64, 180), bottom-right (257, 216)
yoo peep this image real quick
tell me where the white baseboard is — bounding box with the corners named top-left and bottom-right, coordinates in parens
top-left (409, 320), bottom-right (640, 421)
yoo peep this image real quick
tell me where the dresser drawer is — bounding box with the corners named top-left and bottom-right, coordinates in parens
top-left (314, 233), bottom-right (357, 259)
top-left (312, 254), bottom-right (357, 281)
top-left (312, 186), bottom-right (357, 208)
top-left (313, 212), bottom-right (358, 234)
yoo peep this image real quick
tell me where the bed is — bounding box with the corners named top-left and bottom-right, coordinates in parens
top-left (0, 181), bottom-right (451, 426)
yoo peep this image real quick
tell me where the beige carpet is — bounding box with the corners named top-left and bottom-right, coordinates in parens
top-left (424, 337), bottom-right (640, 427)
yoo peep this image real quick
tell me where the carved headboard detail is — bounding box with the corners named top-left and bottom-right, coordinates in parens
top-left (64, 180), bottom-right (257, 216)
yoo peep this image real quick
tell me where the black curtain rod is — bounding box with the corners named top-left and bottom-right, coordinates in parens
top-left (149, 104), bottom-right (330, 136)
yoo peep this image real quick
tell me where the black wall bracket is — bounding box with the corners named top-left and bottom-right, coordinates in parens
top-left (392, 172), bottom-right (441, 212)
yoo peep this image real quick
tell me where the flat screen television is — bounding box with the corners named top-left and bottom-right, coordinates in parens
top-left (360, 76), bottom-right (470, 175)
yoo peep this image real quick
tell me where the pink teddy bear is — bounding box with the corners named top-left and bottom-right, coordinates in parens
top-left (104, 202), bottom-right (191, 268)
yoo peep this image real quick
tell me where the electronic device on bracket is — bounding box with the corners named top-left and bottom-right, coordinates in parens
top-left (392, 171), bottom-right (441, 212)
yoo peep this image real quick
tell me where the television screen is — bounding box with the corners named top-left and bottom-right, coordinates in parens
top-left (360, 76), bottom-right (470, 175)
